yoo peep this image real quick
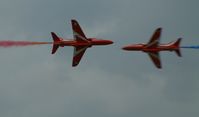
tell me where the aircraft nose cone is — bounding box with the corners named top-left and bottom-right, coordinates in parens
top-left (107, 40), bottom-right (114, 44)
top-left (122, 46), bottom-right (128, 50)
top-left (103, 40), bottom-right (113, 45)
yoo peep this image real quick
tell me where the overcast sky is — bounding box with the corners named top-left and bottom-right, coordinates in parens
top-left (0, 0), bottom-right (198, 117)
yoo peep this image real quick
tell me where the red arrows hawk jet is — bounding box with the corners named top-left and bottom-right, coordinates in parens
top-left (122, 28), bottom-right (182, 69)
top-left (51, 19), bottom-right (113, 67)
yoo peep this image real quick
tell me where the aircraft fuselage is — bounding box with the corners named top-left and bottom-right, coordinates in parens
top-left (122, 43), bottom-right (179, 52)
top-left (54, 38), bottom-right (113, 47)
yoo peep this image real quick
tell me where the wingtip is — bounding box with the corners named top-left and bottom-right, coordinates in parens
top-left (178, 37), bottom-right (182, 41)
top-left (51, 51), bottom-right (55, 54)
top-left (71, 19), bottom-right (78, 23)
top-left (51, 32), bottom-right (55, 35)
top-left (72, 63), bottom-right (78, 67)
top-left (72, 61), bottom-right (79, 67)
top-left (157, 27), bottom-right (162, 32)
top-left (156, 64), bottom-right (162, 69)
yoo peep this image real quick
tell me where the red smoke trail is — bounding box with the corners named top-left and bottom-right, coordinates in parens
top-left (0, 40), bottom-right (52, 47)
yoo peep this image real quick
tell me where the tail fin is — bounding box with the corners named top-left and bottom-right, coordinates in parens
top-left (173, 38), bottom-right (182, 57)
top-left (51, 32), bottom-right (61, 54)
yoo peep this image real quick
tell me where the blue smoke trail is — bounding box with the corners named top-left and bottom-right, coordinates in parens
top-left (181, 46), bottom-right (199, 49)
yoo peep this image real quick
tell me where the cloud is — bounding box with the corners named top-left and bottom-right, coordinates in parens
top-left (0, 0), bottom-right (198, 117)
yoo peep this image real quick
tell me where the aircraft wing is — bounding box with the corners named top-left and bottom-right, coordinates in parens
top-left (147, 28), bottom-right (162, 48)
top-left (147, 52), bottom-right (162, 69)
top-left (72, 46), bottom-right (88, 67)
top-left (71, 19), bottom-right (88, 42)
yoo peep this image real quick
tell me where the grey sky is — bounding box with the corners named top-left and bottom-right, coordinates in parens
top-left (0, 0), bottom-right (198, 117)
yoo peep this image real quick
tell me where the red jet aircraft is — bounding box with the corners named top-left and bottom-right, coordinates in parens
top-left (122, 28), bottom-right (182, 69)
top-left (51, 19), bottom-right (113, 67)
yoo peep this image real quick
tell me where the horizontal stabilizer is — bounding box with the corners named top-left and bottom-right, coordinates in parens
top-left (174, 38), bottom-right (182, 57)
top-left (175, 49), bottom-right (181, 57)
top-left (52, 45), bottom-right (59, 54)
top-left (51, 32), bottom-right (61, 54)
